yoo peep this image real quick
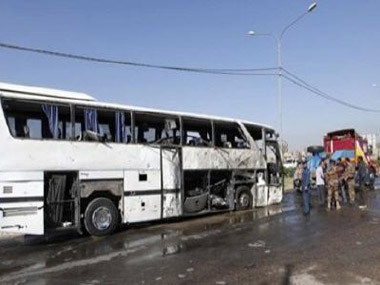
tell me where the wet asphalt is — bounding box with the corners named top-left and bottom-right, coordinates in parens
top-left (2, 190), bottom-right (380, 285)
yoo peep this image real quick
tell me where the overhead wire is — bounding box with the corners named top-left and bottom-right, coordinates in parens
top-left (0, 40), bottom-right (277, 76)
top-left (282, 68), bottom-right (380, 113)
top-left (0, 40), bottom-right (379, 112)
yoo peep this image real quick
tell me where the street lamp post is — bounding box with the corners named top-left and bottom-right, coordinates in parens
top-left (248, 2), bottom-right (317, 152)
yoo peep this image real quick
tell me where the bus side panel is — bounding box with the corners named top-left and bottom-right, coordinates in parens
top-left (0, 99), bottom-right (8, 140)
top-left (0, 172), bottom-right (44, 235)
top-left (123, 169), bottom-right (161, 223)
top-left (123, 195), bottom-right (161, 223)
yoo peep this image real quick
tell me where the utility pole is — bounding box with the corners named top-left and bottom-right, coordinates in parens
top-left (247, 2), bottom-right (317, 151)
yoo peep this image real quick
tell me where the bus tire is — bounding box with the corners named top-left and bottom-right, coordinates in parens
top-left (84, 197), bottom-right (118, 236)
top-left (236, 186), bottom-right (252, 211)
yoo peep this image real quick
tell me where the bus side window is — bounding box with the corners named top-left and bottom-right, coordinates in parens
top-left (57, 106), bottom-right (71, 140)
top-left (134, 113), bottom-right (180, 145)
top-left (2, 99), bottom-right (70, 140)
top-left (5, 116), bottom-right (16, 137)
top-left (214, 121), bottom-right (248, 149)
top-left (182, 118), bottom-right (212, 147)
top-left (74, 108), bottom-right (85, 141)
top-left (75, 107), bottom-right (120, 143)
top-left (244, 124), bottom-right (264, 150)
top-left (119, 111), bottom-right (132, 143)
top-left (98, 110), bottom-right (116, 142)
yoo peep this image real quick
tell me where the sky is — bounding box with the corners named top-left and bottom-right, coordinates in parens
top-left (0, 0), bottom-right (379, 150)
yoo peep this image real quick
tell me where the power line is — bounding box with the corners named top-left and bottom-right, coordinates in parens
top-left (0, 40), bottom-right (278, 76)
top-left (283, 73), bottom-right (380, 113)
top-left (282, 68), bottom-right (380, 113)
top-left (2, 40), bottom-right (378, 113)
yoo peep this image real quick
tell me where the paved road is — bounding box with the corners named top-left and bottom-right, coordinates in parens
top-left (1, 191), bottom-right (380, 285)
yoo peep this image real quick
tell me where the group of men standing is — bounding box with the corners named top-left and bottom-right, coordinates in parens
top-left (301, 156), bottom-right (369, 215)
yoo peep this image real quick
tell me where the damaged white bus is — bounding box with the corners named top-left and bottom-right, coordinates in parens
top-left (0, 82), bottom-right (283, 237)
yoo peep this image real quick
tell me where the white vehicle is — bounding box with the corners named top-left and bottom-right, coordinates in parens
top-left (283, 159), bottom-right (297, 169)
top-left (0, 82), bottom-right (283, 237)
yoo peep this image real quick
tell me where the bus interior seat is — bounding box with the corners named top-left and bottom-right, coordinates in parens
top-left (223, 142), bottom-right (232, 148)
top-left (23, 125), bottom-right (30, 138)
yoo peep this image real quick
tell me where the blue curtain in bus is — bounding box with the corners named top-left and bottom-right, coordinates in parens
top-left (84, 109), bottom-right (99, 132)
top-left (42, 104), bottom-right (59, 139)
top-left (115, 111), bottom-right (125, 143)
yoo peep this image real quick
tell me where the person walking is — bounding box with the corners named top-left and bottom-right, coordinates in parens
top-left (316, 160), bottom-right (326, 206)
top-left (343, 159), bottom-right (356, 205)
top-left (301, 162), bottom-right (311, 216)
top-left (357, 156), bottom-right (368, 209)
top-left (326, 160), bottom-right (341, 211)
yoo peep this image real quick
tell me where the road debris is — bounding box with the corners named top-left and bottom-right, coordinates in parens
top-left (248, 240), bottom-right (266, 248)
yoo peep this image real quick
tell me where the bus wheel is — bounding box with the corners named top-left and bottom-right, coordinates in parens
top-left (84, 197), bottom-right (118, 236)
top-left (236, 186), bottom-right (252, 211)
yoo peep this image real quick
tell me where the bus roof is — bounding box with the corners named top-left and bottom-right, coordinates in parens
top-left (0, 81), bottom-right (275, 131)
top-left (0, 82), bottom-right (96, 102)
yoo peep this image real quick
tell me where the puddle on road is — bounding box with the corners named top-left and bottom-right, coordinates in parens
top-left (6, 189), bottom-right (380, 284)
top-left (0, 245), bottom-right (147, 284)
top-left (0, 192), bottom-right (301, 283)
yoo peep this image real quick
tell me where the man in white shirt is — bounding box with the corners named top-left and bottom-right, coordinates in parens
top-left (316, 160), bottom-right (326, 206)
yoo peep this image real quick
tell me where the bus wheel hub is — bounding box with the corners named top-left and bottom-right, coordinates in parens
top-left (92, 207), bottom-right (112, 230)
top-left (239, 193), bottom-right (249, 208)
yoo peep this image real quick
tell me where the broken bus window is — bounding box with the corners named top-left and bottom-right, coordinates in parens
top-left (182, 117), bottom-right (212, 147)
top-left (2, 99), bottom-right (71, 140)
top-left (214, 121), bottom-right (248, 148)
top-left (134, 112), bottom-right (180, 145)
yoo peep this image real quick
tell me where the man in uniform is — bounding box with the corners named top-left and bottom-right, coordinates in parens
top-left (343, 159), bottom-right (356, 205)
top-left (326, 160), bottom-right (341, 211)
top-left (357, 156), bottom-right (368, 209)
top-left (336, 158), bottom-right (348, 204)
top-left (301, 162), bottom-right (311, 216)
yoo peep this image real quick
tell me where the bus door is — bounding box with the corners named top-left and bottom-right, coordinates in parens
top-left (0, 171), bottom-right (44, 235)
top-left (265, 133), bottom-right (283, 205)
top-left (160, 146), bottom-right (182, 218)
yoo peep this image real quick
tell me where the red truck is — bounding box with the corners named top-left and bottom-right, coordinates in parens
top-left (324, 129), bottom-right (377, 175)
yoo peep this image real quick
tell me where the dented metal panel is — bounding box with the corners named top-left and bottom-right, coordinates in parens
top-left (182, 147), bottom-right (265, 170)
top-left (163, 192), bottom-right (182, 218)
top-left (161, 148), bottom-right (182, 218)
top-left (255, 185), bottom-right (268, 207)
top-left (161, 149), bottom-right (181, 189)
top-left (268, 185), bottom-right (283, 205)
top-left (124, 195), bottom-right (161, 223)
